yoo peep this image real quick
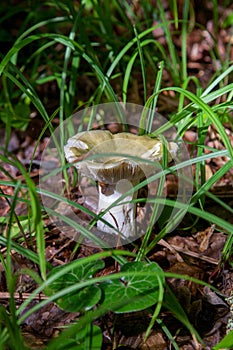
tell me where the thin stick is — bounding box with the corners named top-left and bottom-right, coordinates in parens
top-left (0, 292), bottom-right (48, 300)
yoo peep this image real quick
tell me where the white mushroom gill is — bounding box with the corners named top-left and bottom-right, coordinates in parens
top-left (64, 130), bottom-right (178, 238)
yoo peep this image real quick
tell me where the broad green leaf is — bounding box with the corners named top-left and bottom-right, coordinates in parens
top-left (45, 259), bottom-right (104, 312)
top-left (100, 261), bottom-right (164, 313)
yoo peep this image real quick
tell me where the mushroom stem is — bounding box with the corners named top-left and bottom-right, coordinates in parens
top-left (97, 180), bottom-right (138, 238)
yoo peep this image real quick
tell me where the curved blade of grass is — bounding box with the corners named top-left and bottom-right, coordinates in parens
top-left (59, 10), bottom-right (83, 188)
top-left (178, 75), bottom-right (201, 113)
top-left (0, 33), bottom-right (126, 124)
top-left (0, 35), bottom-right (73, 74)
top-left (11, 16), bottom-right (68, 64)
top-left (139, 61), bottom-right (165, 135)
top-left (4, 182), bottom-right (21, 289)
top-left (122, 39), bottom-right (162, 104)
top-left (201, 82), bottom-right (233, 103)
top-left (122, 49), bottom-right (138, 103)
top-left (39, 184), bottom-right (122, 236)
top-left (191, 160), bottom-right (233, 204)
top-left (150, 87), bottom-right (233, 158)
top-left (20, 41), bottom-right (57, 72)
top-left (14, 16), bottom-right (68, 44)
top-left (122, 39), bottom-right (166, 103)
top-left (150, 197), bottom-right (233, 244)
top-left (136, 172), bottom-right (166, 261)
top-left (0, 234), bottom-right (51, 269)
top-left (133, 25), bottom-right (147, 103)
top-left (157, 0), bottom-right (180, 84)
top-left (144, 272), bottom-right (164, 340)
top-left (59, 9), bottom-right (81, 121)
top-left (212, 330), bottom-right (233, 350)
top-left (106, 23), bottom-right (174, 79)
top-left (172, 0), bottom-right (179, 29)
top-left (195, 116), bottom-right (210, 207)
top-left (44, 205), bottom-right (129, 250)
top-left (156, 318), bottom-right (180, 350)
top-left (1, 183), bottom-right (28, 349)
top-left (163, 285), bottom-right (203, 344)
top-left (0, 154), bottom-right (46, 279)
top-left (146, 193), bottom-right (233, 260)
top-left (3, 68), bottom-right (50, 126)
top-left (2, 174), bottom-right (125, 239)
top-left (202, 65), bottom-right (233, 97)
top-left (28, 110), bottom-right (59, 174)
top-left (146, 83), bottom-right (233, 137)
top-left (181, 1), bottom-right (190, 82)
top-left (147, 61), bottom-right (164, 133)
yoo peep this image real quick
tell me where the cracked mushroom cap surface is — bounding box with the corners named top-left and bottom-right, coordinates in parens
top-left (64, 130), bottom-right (178, 184)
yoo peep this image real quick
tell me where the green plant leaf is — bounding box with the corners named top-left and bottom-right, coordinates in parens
top-left (46, 322), bottom-right (102, 350)
top-left (212, 330), bottom-right (233, 349)
top-left (2, 217), bottom-right (29, 238)
top-left (100, 261), bottom-right (164, 313)
top-left (163, 285), bottom-right (201, 340)
top-left (0, 102), bottom-right (30, 130)
top-left (72, 324), bottom-right (102, 350)
top-left (222, 11), bottom-right (233, 28)
top-left (45, 259), bottom-right (104, 312)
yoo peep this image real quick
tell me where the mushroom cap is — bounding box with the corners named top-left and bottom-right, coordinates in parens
top-left (64, 130), bottom-right (178, 183)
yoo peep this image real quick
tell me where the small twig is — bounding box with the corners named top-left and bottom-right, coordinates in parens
top-left (0, 292), bottom-right (48, 300)
top-left (158, 238), bottom-right (184, 262)
top-left (159, 239), bottom-right (219, 265)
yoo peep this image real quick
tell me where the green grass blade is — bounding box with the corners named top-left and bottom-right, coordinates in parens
top-left (163, 285), bottom-right (203, 344)
top-left (172, 0), bottom-right (179, 29)
top-left (152, 87), bottom-right (233, 158)
top-left (146, 61), bottom-right (164, 134)
top-left (122, 50), bottom-right (138, 103)
top-left (181, 1), bottom-right (189, 82)
top-left (144, 275), bottom-right (164, 340)
top-left (0, 154), bottom-right (47, 279)
top-left (133, 26), bottom-right (147, 103)
top-left (191, 160), bottom-right (233, 204)
top-left (202, 66), bottom-right (233, 97)
top-left (152, 198), bottom-right (233, 241)
top-left (3, 68), bottom-right (50, 125)
top-left (122, 38), bottom-right (162, 104)
top-left (157, 0), bottom-right (180, 84)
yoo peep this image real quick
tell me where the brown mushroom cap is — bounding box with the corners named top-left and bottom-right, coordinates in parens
top-left (64, 130), bottom-right (177, 184)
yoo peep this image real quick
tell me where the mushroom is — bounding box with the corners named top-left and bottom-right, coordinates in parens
top-left (64, 130), bottom-right (177, 238)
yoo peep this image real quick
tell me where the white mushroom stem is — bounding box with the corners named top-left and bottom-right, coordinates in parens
top-left (97, 180), bottom-right (138, 238)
